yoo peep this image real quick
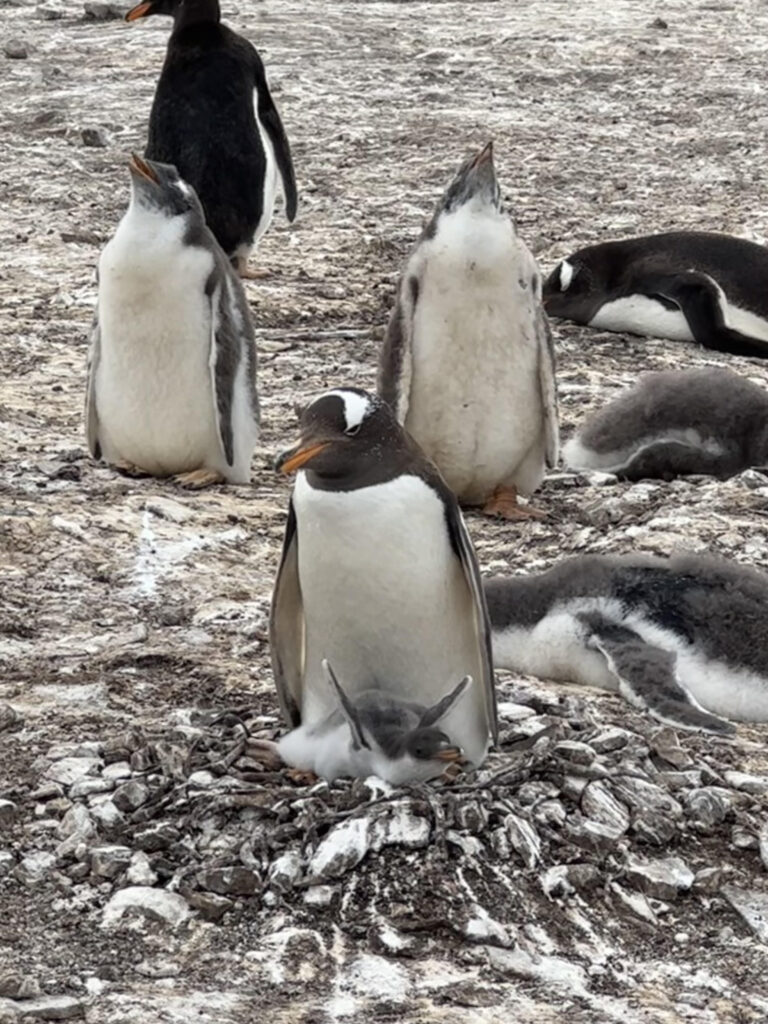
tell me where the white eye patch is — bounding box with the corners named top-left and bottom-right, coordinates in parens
top-left (559, 259), bottom-right (575, 291)
top-left (325, 389), bottom-right (371, 431)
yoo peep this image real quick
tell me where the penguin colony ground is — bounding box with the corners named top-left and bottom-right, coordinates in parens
top-left (6, 7), bottom-right (768, 771)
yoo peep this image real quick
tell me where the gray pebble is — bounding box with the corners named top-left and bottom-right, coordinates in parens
top-left (3, 39), bottom-right (29, 59)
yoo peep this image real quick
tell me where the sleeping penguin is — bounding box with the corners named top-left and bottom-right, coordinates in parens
top-left (485, 551), bottom-right (768, 733)
top-left (126, 0), bottom-right (297, 278)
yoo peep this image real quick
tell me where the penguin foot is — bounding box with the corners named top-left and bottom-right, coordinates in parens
top-left (287, 768), bottom-right (319, 786)
top-left (172, 468), bottom-right (225, 490)
top-left (482, 487), bottom-right (546, 520)
top-left (246, 738), bottom-right (284, 770)
top-left (234, 256), bottom-right (271, 280)
top-left (114, 460), bottom-right (151, 478)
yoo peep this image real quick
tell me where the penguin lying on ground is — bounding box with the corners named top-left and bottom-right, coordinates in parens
top-left (543, 232), bottom-right (768, 359)
top-left (270, 661), bottom-right (471, 783)
top-left (86, 155), bottom-right (259, 487)
top-left (269, 387), bottom-right (498, 776)
top-left (378, 142), bottom-right (559, 520)
top-left (563, 367), bottom-right (768, 480)
top-left (485, 551), bottom-right (768, 733)
top-left (126, 0), bottom-right (297, 279)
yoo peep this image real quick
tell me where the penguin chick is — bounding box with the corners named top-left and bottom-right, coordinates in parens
top-left (277, 661), bottom-right (471, 784)
top-left (485, 551), bottom-right (768, 732)
top-left (126, 0), bottom-right (297, 279)
top-left (563, 367), bottom-right (768, 481)
top-left (270, 387), bottom-right (497, 768)
top-left (379, 142), bottom-right (559, 520)
top-left (85, 155), bottom-right (259, 486)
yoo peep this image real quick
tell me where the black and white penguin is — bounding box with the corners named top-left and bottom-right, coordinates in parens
top-left (485, 552), bottom-right (768, 732)
top-left (269, 387), bottom-right (498, 772)
top-left (126, 0), bottom-right (297, 278)
top-left (273, 661), bottom-right (471, 784)
top-left (543, 232), bottom-right (768, 359)
top-left (378, 142), bottom-right (559, 520)
top-left (563, 367), bottom-right (768, 481)
top-left (86, 155), bottom-right (259, 487)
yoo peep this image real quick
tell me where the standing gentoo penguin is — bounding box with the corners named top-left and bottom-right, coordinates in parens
top-left (86, 155), bottom-right (259, 487)
top-left (272, 660), bottom-right (472, 783)
top-left (269, 387), bottom-right (497, 772)
top-left (378, 142), bottom-right (559, 520)
top-left (125, 0), bottom-right (297, 279)
top-left (485, 551), bottom-right (768, 732)
top-left (543, 232), bottom-right (768, 358)
top-left (563, 367), bottom-right (768, 481)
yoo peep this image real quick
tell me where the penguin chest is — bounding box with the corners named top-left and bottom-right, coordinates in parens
top-left (95, 238), bottom-right (222, 476)
top-left (406, 254), bottom-right (543, 502)
top-left (293, 474), bottom-right (478, 725)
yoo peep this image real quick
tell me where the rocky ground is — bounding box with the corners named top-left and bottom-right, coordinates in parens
top-left (2, 0), bottom-right (768, 1020)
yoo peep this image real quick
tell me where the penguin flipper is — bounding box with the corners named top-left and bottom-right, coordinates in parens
top-left (536, 305), bottom-right (560, 468)
top-left (616, 438), bottom-right (740, 482)
top-left (635, 269), bottom-right (768, 359)
top-left (269, 499), bottom-right (305, 727)
top-left (378, 273), bottom-right (418, 423)
top-left (254, 58), bottom-right (297, 222)
top-left (579, 613), bottom-right (735, 735)
top-left (84, 315), bottom-right (102, 461)
top-left (442, 490), bottom-right (498, 746)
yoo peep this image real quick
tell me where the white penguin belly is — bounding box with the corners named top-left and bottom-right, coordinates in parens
top-left (588, 296), bottom-right (694, 342)
top-left (293, 472), bottom-right (485, 760)
top-left (406, 231), bottom-right (544, 503)
top-left (563, 430), bottom-right (725, 473)
top-left (96, 230), bottom-right (224, 477)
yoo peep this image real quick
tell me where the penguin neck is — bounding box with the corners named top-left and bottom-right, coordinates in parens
top-left (173, 0), bottom-right (220, 31)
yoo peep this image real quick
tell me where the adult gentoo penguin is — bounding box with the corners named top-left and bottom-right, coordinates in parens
top-left (269, 387), bottom-right (497, 774)
top-left (543, 232), bottom-right (768, 358)
top-left (563, 367), bottom-right (768, 481)
top-left (86, 155), bottom-right (259, 487)
top-left (273, 661), bottom-right (472, 783)
top-left (125, 0), bottom-right (297, 279)
top-left (485, 551), bottom-right (768, 732)
top-left (378, 142), bottom-right (559, 520)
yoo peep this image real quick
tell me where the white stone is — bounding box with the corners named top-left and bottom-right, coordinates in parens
top-left (102, 886), bottom-right (192, 929)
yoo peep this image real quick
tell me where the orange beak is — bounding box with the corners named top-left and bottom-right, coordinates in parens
top-left (434, 746), bottom-right (465, 763)
top-left (125, 1), bottom-right (154, 21)
top-left (275, 441), bottom-right (330, 475)
top-left (129, 153), bottom-right (158, 183)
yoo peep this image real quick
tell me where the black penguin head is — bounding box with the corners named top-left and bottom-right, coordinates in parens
top-left (128, 154), bottom-right (205, 223)
top-left (275, 388), bottom-right (406, 484)
top-left (542, 252), bottom-right (603, 321)
top-left (125, 0), bottom-right (219, 23)
top-left (404, 727), bottom-right (464, 764)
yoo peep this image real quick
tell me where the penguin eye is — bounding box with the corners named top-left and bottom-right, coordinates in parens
top-left (345, 424), bottom-right (361, 437)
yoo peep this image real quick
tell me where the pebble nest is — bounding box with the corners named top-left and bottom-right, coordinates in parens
top-left (2, 0), bottom-right (768, 1021)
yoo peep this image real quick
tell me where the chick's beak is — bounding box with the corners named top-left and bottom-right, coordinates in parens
top-left (473, 141), bottom-right (494, 168)
top-left (434, 745), bottom-right (466, 764)
top-left (129, 153), bottom-right (158, 183)
top-left (125, 1), bottom-right (154, 20)
top-left (275, 439), bottom-right (330, 475)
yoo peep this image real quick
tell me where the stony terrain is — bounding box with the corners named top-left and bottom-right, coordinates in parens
top-left (1, 0), bottom-right (768, 1020)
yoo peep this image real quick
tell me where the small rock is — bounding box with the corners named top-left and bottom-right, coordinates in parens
top-left (684, 788), bottom-right (732, 832)
top-left (126, 852), bottom-right (157, 886)
top-left (81, 127), bottom-right (108, 148)
top-left (197, 866), bottom-right (259, 897)
top-left (532, 798), bottom-right (567, 828)
top-left (102, 886), bottom-right (192, 930)
top-left (694, 866), bottom-right (729, 893)
top-left (590, 727), bottom-right (630, 753)
top-left (306, 817), bottom-right (370, 883)
top-left (69, 779), bottom-right (113, 799)
top-left (504, 813), bottom-right (541, 868)
top-left (90, 846), bottom-right (132, 879)
top-left (0, 852), bottom-right (15, 877)
top-left (611, 882), bottom-right (657, 924)
top-left (724, 771), bottom-right (768, 795)
top-left (83, 1), bottom-right (131, 19)
top-left (612, 777), bottom-right (683, 819)
top-left (14, 853), bottom-right (57, 886)
top-left (29, 784), bottom-right (63, 802)
top-left (10, 995), bottom-right (84, 1019)
top-left (625, 856), bottom-right (694, 900)
top-left (581, 782), bottom-right (630, 837)
top-left (649, 727), bottom-right (692, 769)
top-left (0, 801), bottom-right (17, 828)
top-left (759, 821), bottom-right (768, 871)
top-left (722, 884), bottom-right (768, 942)
top-left (187, 771), bottom-right (216, 789)
top-left (649, 16), bottom-right (668, 29)
top-left (3, 39), bottom-right (29, 59)
top-left (45, 758), bottom-right (101, 787)
top-left (56, 805), bottom-right (93, 841)
top-left (267, 850), bottom-right (303, 892)
top-left (541, 862), bottom-right (600, 897)
top-left (89, 800), bottom-right (124, 831)
top-left (631, 811), bottom-right (677, 846)
top-left (0, 972), bottom-right (41, 1000)
top-left (731, 825), bottom-right (758, 850)
top-left (102, 762), bottom-right (132, 783)
top-left (553, 740), bottom-right (595, 765)
top-left (112, 780), bottom-right (149, 812)
top-left (38, 5), bottom-right (66, 19)
top-left (0, 704), bottom-right (20, 732)
top-left (185, 891), bottom-right (233, 923)
top-left (565, 815), bottom-right (622, 852)
top-left (134, 822), bottom-right (179, 852)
